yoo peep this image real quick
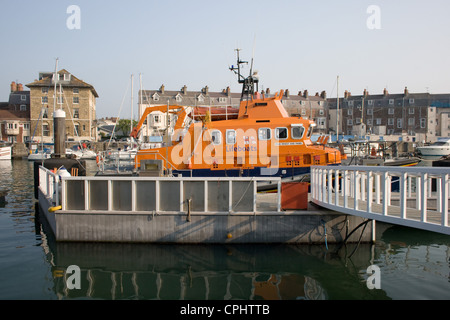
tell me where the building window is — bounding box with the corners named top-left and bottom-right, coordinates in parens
top-left (57, 97), bottom-right (64, 105)
top-left (20, 105), bottom-right (27, 111)
top-left (176, 94), bottom-right (182, 102)
top-left (348, 101), bottom-right (354, 106)
top-left (301, 109), bottom-right (306, 116)
top-left (388, 129), bottom-right (394, 135)
top-left (388, 108), bottom-right (394, 114)
top-left (376, 118), bottom-right (382, 125)
top-left (42, 88), bottom-right (48, 94)
top-left (153, 93), bottom-right (160, 101)
top-left (74, 124), bottom-right (80, 136)
top-left (347, 109), bottom-right (353, 116)
top-left (42, 96), bottom-right (48, 104)
top-left (64, 73), bottom-right (71, 81)
top-left (73, 108), bottom-right (79, 118)
top-left (367, 119), bottom-right (372, 126)
top-left (368, 100), bottom-right (374, 106)
top-left (408, 118), bottom-right (415, 126)
top-left (275, 127), bottom-right (288, 140)
top-left (219, 97), bottom-right (227, 103)
top-left (409, 108), bottom-right (414, 114)
top-left (397, 118), bottom-right (403, 128)
top-left (42, 108), bottom-right (48, 118)
top-left (367, 108), bottom-right (373, 115)
top-left (258, 128), bottom-right (271, 140)
top-left (226, 130), bottom-right (236, 144)
top-left (347, 119), bottom-right (353, 126)
top-left (389, 99), bottom-right (394, 105)
top-left (318, 109), bottom-right (325, 115)
top-left (24, 123), bottom-right (30, 130)
top-left (43, 123), bottom-right (50, 136)
top-left (154, 115), bottom-right (160, 123)
top-left (409, 98), bottom-right (414, 104)
top-left (73, 88), bottom-right (79, 94)
top-left (197, 94), bottom-right (204, 102)
top-left (73, 97), bottom-right (79, 104)
top-left (21, 95), bottom-right (26, 101)
top-left (388, 118), bottom-right (394, 126)
top-left (420, 118), bottom-right (426, 128)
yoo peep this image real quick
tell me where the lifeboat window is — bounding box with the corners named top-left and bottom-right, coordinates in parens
top-left (258, 128), bottom-right (271, 140)
top-left (211, 130), bottom-right (221, 145)
top-left (291, 125), bottom-right (305, 139)
top-left (306, 125), bottom-right (314, 138)
top-left (275, 127), bottom-right (288, 140)
top-left (226, 130), bottom-right (236, 144)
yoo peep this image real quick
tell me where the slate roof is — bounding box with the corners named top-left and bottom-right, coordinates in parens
top-left (26, 69), bottom-right (98, 97)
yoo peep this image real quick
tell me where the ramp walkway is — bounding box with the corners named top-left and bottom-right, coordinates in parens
top-left (311, 165), bottom-right (450, 235)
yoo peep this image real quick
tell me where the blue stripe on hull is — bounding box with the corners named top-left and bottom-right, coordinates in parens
top-left (172, 167), bottom-right (311, 178)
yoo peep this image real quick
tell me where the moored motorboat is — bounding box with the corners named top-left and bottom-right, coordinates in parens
top-left (133, 51), bottom-right (344, 179)
top-left (416, 138), bottom-right (450, 158)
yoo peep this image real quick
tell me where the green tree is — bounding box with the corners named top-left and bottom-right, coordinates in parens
top-left (116, 119), bottom-right (138, 137)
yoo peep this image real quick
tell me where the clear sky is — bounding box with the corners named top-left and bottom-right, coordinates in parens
top-left (1, 0), bottom-right (450, 119)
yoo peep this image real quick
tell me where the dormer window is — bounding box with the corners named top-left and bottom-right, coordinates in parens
top-left (175, 93), bottom-right (182, 102)
top-left (152, 93), bottom-right (160, 101)
top-left (197, 94), bottom-right (204, 102)
top-left (63, 73), bottom-right (71, 81)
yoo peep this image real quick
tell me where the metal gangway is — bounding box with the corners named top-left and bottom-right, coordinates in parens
top-left (311, 165), bottom-right (450, 235)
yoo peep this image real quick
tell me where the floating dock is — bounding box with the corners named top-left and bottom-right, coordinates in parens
top-left (36, 165), bottom-right (374, 244)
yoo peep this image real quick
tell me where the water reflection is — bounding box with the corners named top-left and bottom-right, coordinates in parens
top-left (35, 204), bottom-right (391, 300)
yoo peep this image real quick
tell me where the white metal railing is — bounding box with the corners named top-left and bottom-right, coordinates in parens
top-left (311, 165), bottom-right (450, 235)
top-left (38, 166), bottom-right (61, 207)
top-left (51, 172), bottom-right (283, 214)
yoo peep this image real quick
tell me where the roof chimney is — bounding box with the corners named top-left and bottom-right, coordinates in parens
top-left (320, 90), bottom-right (327, 99)
top-left (266, 88), bottom-right (270, 95)
top-left (10, 81), bottom-right (17, 92)
top-left (285, 89), bottom-right (289, 97)
top-left (383, 88), bottom-right (388, 96)
top-left (404, 87), bottom-right (409, 96)
top-left (303, 90), bottom-right (308, 98)
top-left (17, 83), bottom-right (23, 91)
top-left (203, 86), bottom-right (209, 95)
top-left (226, 86), bottom-right (231, 96)
top-left (363, 89), bottom-right (369, 97)
top-left (344, 90), bottom-right (349, 99)
top-left (160, 84), bottom-right (165, 94)
top-left (182, 85), bottom-right (187, 95)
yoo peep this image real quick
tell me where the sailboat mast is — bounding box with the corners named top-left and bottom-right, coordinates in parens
top-left (130, 74), bottom-right (134, 136)
top-left (336, 75), bottom-right (339, 142)
top-left (53, 58), bottom-right (58, 113)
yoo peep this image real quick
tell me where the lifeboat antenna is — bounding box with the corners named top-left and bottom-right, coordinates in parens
top-left (229, 49), bottom-right (259, 103)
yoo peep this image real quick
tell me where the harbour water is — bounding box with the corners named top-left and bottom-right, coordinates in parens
top-left (0, 159), bottom-right (449, 301)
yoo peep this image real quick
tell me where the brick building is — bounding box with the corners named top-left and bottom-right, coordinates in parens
top-left (26, 69), bottom-right (98, 143)
top-left (327, 87), bottom-right (450, 143)
top-left (0, 82), bottom-right (30, 143)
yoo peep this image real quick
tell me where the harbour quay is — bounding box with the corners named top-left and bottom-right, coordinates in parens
top-left (36, 164), bottom-right (373, 244)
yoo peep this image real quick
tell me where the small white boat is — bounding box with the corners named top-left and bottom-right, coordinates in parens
top-left (416, 138), bottom-right (450, 157)
top-left (0, 146), bottom-right (12, 160)
top-left (66, 148), bottom-right (97, 160)
top-left (28, 150), bottom-right (51, 161)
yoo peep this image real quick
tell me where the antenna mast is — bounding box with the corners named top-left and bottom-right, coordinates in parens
top-left (229, 49), bottom-right (259, 101)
